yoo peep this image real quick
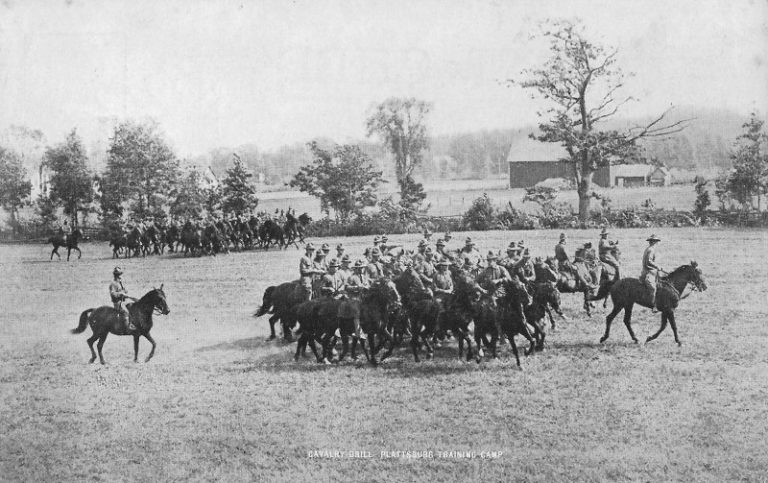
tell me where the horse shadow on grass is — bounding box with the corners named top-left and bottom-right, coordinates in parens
top-left (196, 336), bottom-right (285, 353)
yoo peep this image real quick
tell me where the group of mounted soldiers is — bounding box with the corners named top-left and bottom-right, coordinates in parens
top-left (253, 226), bottom-right (672, 366)
top-left (107, 209), bottom-right (311, 258)
top-left (298, 227), bottom-right (626, 307)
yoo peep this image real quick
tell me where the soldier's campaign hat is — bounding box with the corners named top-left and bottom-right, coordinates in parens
top-left (437, 260), bottom-right (452, 267)
top-left (522, 248), bottom-right (531, 258)
top-left (113, 267), bottom-right (123, 276)
top-left (381, 235), bottom-right (389, 243)
top-left (336, 243), bottom-right (345, 251)
top-left (341, 254), bottom-right (351, 263)
top-left (517, 240), bottom-right (525, 248)
top-left (559, 233), bottom-right (567, 241)
top-left (321, 243), bottom-right (330, 252)
top-left (418, 239), bottom-right (428, 247)
top-left (305, 243), bottom-right (316, 251)
top-left (354, 259), bottom-right (367, 268)
top-left (600, 227), bottom-right (609, 236)
top-left (425, 247), bottom-right (433, 254)
top-left (373, 235), bottom-right (381, 243)
top-left (436, 239), bottom-right (446, 246)
top-left (444, 231), bottom-right (452, 239)
top-left (646, 234), bottom-right (661, 242)
top-left (486, 251), bottom-right (498, 261)
top-left (506, 242), bottom-right (520, 253)
top-left (465, 237), bottom-right (475, 246)
top-left (328, 258), bottom-right (340, 268)
top-left (423, 228), bottom-right (432, 237)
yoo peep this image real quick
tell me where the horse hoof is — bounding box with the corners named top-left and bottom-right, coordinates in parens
top-left (89, 358), bottom-right (95, 364)
top-left (268, 335), bottom-right (276, 341)
top-left (321, 358), bottom-right (331, 365)
top-left (676, 341), bottom-right (682, 347)
top-left (426, 353), bottom-right (433, 360)
top-left (599, 337), bottom-right (607, 344)
top-left (633, 338), bottom-right (639, 344)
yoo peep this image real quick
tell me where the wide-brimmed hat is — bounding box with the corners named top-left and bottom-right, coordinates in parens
top-left (646, 234), bottom-right (661, 242)
top-left (336, 243), bottom-right (344, 251)
top-left (465, 237), bottom-right (475, 246)
top-left (423, 228), bottom-right (432, 237)
top-left (305, 243), bottom-right (315, 251)
top-left (113, 267), bottom-right (123, 276)
top-left (381, 235), bottom-right (389, 242)
top-left (522, 248), bottom-right (531, 258)
top-left (418, 239), bottom-right (428, 247)
top-left (425, 247), bottom-right (433, 254)
top-left (328, 258), bottom-right (340, 268)
top-left (354, 259), bottom-right (367, 268)
top-left (444, 231), bottom-right (452, 239)
top-left (600, 227), bottom-right (609, 236)
top-left (341, 254), bottom-right (351, 263)
top-left (506, 242), bottom-right (520, 253)
top-left (559, 233), bottom-right (567, 241)
top-left (321, 243), bottom-right (330, 252)
top-left (373, 235), bottom-right (381, 243)
top-left (436, 239), bottom-right (446, 247)
top-left (517, 240), bottom-right (525, 248)
top-left (437, 260), bottom-right (452, 267)
top-left (486, 251), bottom-right (497, 261)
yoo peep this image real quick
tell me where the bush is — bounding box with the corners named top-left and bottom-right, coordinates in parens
top-left (462, 193), bottom-right (496, 230)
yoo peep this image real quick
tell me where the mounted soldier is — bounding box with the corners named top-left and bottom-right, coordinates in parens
top-left (460, 237), bottom-right (482, 269)
top-left (500, 242), bottom-right (521, 273)
top-left (366, 247), bottom-right (386, 281)
top-left (416, 247), bottom-right (437, 288)
top-left (556, 233), bottom-right (595, 291)
top-left (598, 227), bottom-right (621, 280)
top-left (432, 260), bottom-right (454, 305)
top-left (320, 259), bottom-right (346, 299)
top-left (412, 239), bottom-right (428, 264)
top-left (476, 251), bottom-right (511, 303)
top-left (299, 243), bottom-right (323, 301)
top-left (311, 246), bottom-right (330, 298)
top-left (339, 254), bottom-right (353, 282)
top-left (109, 267), bottom-right (137, 332)
top-left (512, 248), bottom-right (536, 290)
top-left (641, 234), bottom-right (663, 312)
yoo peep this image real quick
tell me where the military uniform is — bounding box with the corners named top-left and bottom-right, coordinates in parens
top-left (477, 262), bottom-right (510, 298)
top-left (321, 270), bottom-right (347, 299)
top-left (416, 255), bottom-right (437, 286)
top-left (109, 268), bottom-right (134, 331)
top-left (299, 248), bottom-right (317, 300)
top-left (433, 266), bottom-right (454, 304)
top-left (599, 231), bottom-right (621, 279)
top-left (640, 235), bottom-right (662, 309)
top-left (366, 257), bottom-right (385, 281)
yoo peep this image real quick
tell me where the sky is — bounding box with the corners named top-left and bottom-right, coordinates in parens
top-left (0, 0), bottom-right (766, 158)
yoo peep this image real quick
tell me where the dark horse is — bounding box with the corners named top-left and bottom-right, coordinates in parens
top-left (600, 262), bottom-right (707, 346)
top-left (255, 280), bottom-right (305, 341)
top-left (71, 286), bottom-right (171, 364)
top-left (48, 228), bottom-right (83, 261)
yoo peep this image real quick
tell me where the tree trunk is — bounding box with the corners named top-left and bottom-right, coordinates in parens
top-left (578, 170), bottom-right (594, 222)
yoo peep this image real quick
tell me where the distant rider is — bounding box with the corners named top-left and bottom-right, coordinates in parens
top-left (598, 228), bottom-right (621, 279)
top-left (641, 234), bottom-right (663, 312)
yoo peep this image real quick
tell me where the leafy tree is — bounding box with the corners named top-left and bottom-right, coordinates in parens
top-left (726, 112), bottom-right (768, 210)
top-left (512, 19), bottom-right (687, 221)
top-left (43, 129), bottom-right (93, 226)
top-left (221, 154), bottom-right (259, 215)
top-left (694, 180), bottom-right (711, 216)
top-left (0, 147), bottom-right (32, 230)
top-left (290, 142), bottom-right (383, 222)
top-left (169, 170), bottom-right (210, 218)
top-left (34, 194), bottom-right (58, 230)
top-left (463, 193), bottom-right (497, 230)
top-left (365, 97), bottom-right (432, 209)
top-left (101, 120), bottom-right (180, 219)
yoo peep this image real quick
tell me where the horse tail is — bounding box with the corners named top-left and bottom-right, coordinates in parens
top-left (71, 309), bottom-right (93, 334)
top-left (254, 286), bottom-right (275, 317)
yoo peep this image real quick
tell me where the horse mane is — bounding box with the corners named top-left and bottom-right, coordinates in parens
top-left (665, 262), bottom-right (696, 279)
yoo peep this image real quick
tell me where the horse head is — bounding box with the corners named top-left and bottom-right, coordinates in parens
top-left (687, 260), bottom-right (707, 291)
top-left (149, 284), bottom-right (171, 315)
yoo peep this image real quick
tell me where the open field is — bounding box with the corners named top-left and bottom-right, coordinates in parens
top-left (1, 227), bottom-right (767, 481)
top-left (257, 183), bottom-right (696, 218)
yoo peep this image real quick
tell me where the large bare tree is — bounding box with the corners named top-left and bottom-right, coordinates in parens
top-left (513, 20), bottom-right (688, 221)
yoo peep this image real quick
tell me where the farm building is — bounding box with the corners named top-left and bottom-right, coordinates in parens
top-left (507, 138), bottom-right (669, 188)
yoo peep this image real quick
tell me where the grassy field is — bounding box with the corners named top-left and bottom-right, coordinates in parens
top-left (1, 227), bottom-right (766, 481)
top-left (258, 182), bottom-right (696, 218)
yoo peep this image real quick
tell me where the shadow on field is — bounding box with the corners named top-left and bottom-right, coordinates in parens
top-left (197, 337), bottom-right (275, 352)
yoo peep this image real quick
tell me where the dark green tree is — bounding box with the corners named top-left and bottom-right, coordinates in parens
top-left (101, 120), bottom-right (180, 219)
top-left (290, 142), bottom-right (383, 222)
top-left (221, 154), bottom-right (259, 215)
top-left (43, 129), bottom-right (93, 226)
top-left (513, 19), bottom-right (687, 221)
top-left (726, 112), bottom-right (768, 210)
top-left (365, 97), bottom-right (431, 210)
top-left (169, 170), bottom-right (210, 218)
top-left (0, 147), bottom-right (32, 230)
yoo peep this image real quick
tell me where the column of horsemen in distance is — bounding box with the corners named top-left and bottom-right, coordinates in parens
top-left (100, 208), bottom-right (310, 258)
top-left (297, 227), bottom-right (662, 312)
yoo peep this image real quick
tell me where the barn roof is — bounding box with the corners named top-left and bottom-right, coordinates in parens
top-left (506, 137), bottom-right (569, 163)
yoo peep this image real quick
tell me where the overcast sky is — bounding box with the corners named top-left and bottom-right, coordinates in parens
top-left (1, 0), bottom-right (766, 157)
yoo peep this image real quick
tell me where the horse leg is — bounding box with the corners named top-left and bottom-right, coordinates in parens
top-left (600, 304), bottom-right (624, 343)
top-left (267, 314), bottom-right (279, 340)
top-left (622, 304), bottom-right (638, 343)
top-left (143, 333), bottom-right (157, 362)
top-left (506, 331), bottom-right (522, 368)
top-left (545, 306), bottom-right (556, 331)
top-left (410, 327), bottom-right (421, 362)
top-left (421, 328), bottom-right (434, 360)
top-left (133, 334), bottom-right (140, 362)
top-left (294, 333), bottom-right (307, 361)
top-left (667, 311), bottom-right (682, 346)
top-left (96, 333), bottom-right (108, 364)
top-left (645, 312), bottom-right (668, 344)
top-left (87, 333), bottom-right (99, 363)
top-left (338, 335), bottom-right (350, 362)
top-left (379, 328), bottom-right (397, 361)
top-left (583, 291), bottom-right (592, 317)
top-left (75, 247), bottom-right (81, 260)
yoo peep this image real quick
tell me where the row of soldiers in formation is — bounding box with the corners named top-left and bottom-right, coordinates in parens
top-left (297, 227), bottom-right (625, 302)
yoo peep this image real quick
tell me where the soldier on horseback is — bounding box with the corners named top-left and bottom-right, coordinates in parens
top-left (300, 243), bottom-right (324, 301)
top-left (641, 234), bottom-right (663, 312)
top-left (416, 247), bottom-right (437, 288)
top-left (512, 248), bottom-right (536, 287)
top-left (500, 242), bottom-right (521, 272)
top-left (432, 260), bottom-right (454, 304)
top-left (598, 228), bottom-right (621, 279)
top-left (556, 233), bottom-right (596, 291)
top-left (460, 237), bottom-right (482, 268)
top-left (476, 252), bottom-right (511, 303)
top-left (320, 259), bottom-right (346, 299)
top-left (109, 267), bottom-right (136, 332)
top-left (366, 248), bottom-right (386, 281)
